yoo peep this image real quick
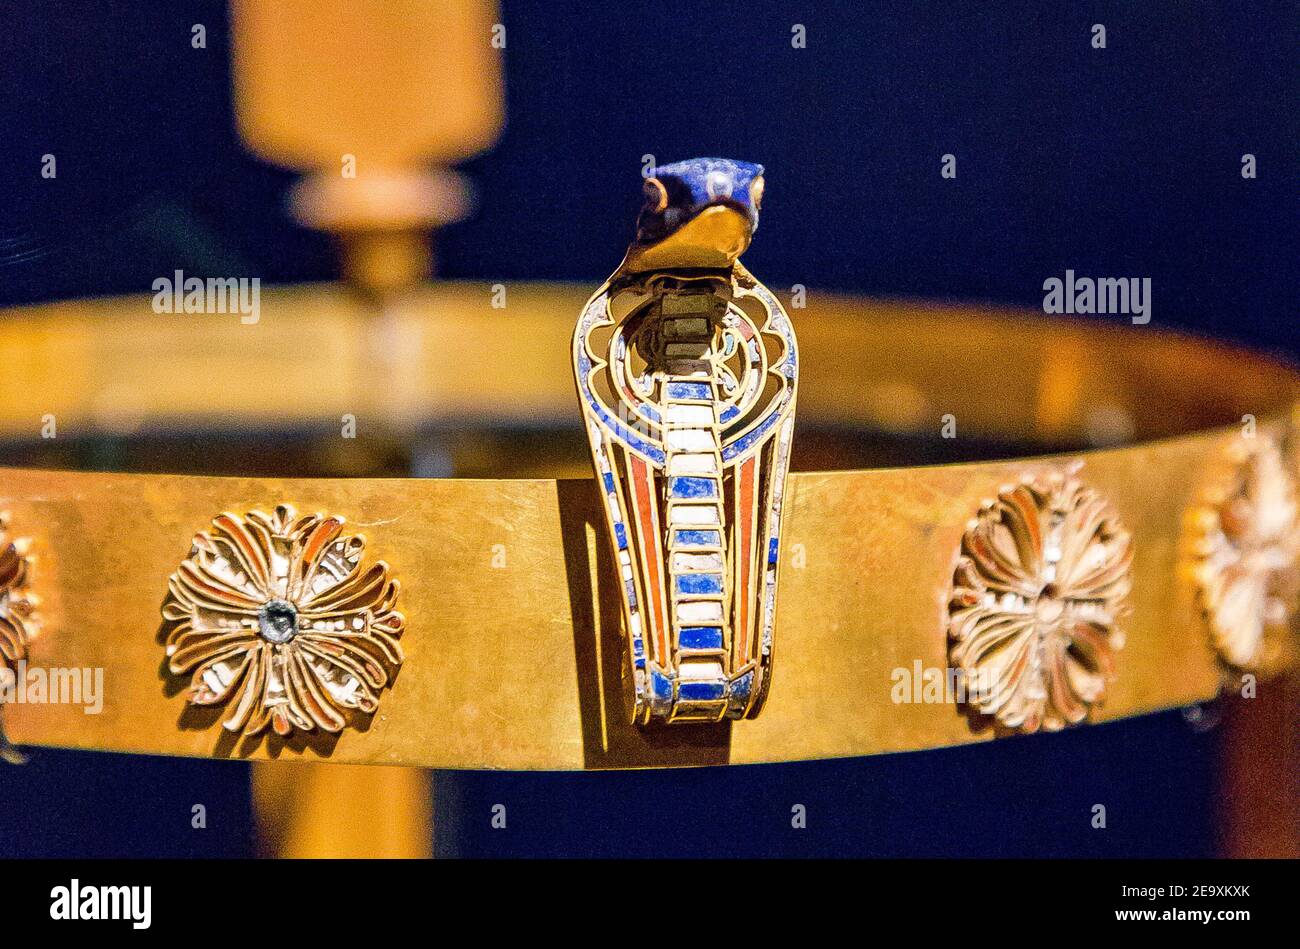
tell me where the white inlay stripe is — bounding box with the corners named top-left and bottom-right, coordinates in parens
top-left (666, 429), bottom-right (715, 451)
top-left (672, 551), bottom-right (724, 571)
top-left (668, 453), bottom-right (718, 475)
top-left (670, 505), bottom-right (720, 525)
top-left (678, 658), bottom-right (726, 679)
top-left (676, 601), bottom-right (724, 623)
top-left (665, 404), bottom-right (715, 425)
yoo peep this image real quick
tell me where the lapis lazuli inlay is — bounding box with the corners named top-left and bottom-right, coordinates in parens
top-left (676, 573), bottom-right (723, 596)
top-left (679, 681), bottom-right (727, 702)
top-left (674, 529), bottom-right (721, 547)
top-left (669, 476), bottom-right (718, 499)
top-left (666, 381), bottom-right (711, 401)
top-left (679, 626), bottom-right (724, 650)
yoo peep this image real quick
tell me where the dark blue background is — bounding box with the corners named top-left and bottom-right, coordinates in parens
top-left (0, 1), bottom-right (1294, 856)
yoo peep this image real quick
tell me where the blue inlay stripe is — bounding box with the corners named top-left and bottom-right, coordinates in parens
top-left (679, 626), bottom-right (723, 650)
top-left (721, 399), bottom-right (787, 461)
top-left (679, 681), bottom-right (726, 701)
top-left (674, 529), bottom-right (721, 547)
top-left (666, 381), bottom-right (711, 400)
top-left (768, 536), bottom-right (779, 564)
top-left (717, 316), bottom-right (796, 463)
top-left (651, 670), bottom-right (673, 702)
top-left (576, 348), bottom-right (666, 464)
top-left (675, 573), bottom-right (723, 596)
top-left (669, 476), bottom-right (718, 499)
top-left (614, 522), bottom-right (628, 549)
top-left (602, 471), bottom-right (615, 493)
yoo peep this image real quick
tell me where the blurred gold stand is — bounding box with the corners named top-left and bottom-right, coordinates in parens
top-left (232, 0), bottom-right (501, 858)
top-left (251, 762), bottom-right (433, 859)
top-left (233, 0), bottom-right (502, 294)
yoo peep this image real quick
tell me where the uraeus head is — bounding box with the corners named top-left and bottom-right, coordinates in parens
top-left (624, 157), bottom-right (765, 272)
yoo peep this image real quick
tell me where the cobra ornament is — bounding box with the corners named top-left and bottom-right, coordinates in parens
top-left (573, 158), bottom-right (798, 724)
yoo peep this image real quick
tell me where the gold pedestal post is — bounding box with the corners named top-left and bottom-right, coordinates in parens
top-left (251, 762), bottom-right (433, 858)
top-left (230, 0), bottom-right (503, 858)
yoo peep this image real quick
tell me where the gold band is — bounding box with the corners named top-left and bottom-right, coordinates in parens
top-left (1, 284), bottom-right (1296, 769)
